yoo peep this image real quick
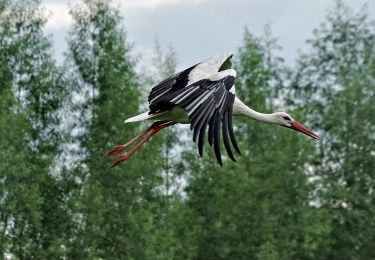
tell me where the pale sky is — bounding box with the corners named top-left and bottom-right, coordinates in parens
top-left (43, 0), bottom-right (374, 71)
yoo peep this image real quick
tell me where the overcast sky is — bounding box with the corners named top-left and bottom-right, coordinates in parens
top-left (43, 0), bottom-right (374, 71)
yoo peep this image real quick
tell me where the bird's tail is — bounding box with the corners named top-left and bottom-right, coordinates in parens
top-left (124, 112), bottom-right (151, 123)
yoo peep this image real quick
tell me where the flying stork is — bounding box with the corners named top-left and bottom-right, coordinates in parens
top-left (106, 53), bottom-right (320, 167)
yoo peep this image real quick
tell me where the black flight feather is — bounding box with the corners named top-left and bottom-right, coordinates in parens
top-left (222, 110), bottom-right (236, 162)
top-left (208, 115), bottom-right (215, 147)
top-left (213, 111), bottom-right (222, 166)
top-left (148, 70), bottom-right (238, 165)
top-left (227, 105), bottom-right (241, 155)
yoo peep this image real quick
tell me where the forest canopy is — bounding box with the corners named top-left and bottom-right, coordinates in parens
top-left (0, 0), bottom-right (375, 259)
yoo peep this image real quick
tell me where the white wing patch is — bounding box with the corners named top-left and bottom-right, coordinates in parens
top-left (187, 53), bottom-right (233, 85)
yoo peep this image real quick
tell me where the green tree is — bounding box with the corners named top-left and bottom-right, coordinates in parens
top-left (181, 28), bottom-right (331, 260)
top-left (142, 40), bottom-right (194, 259)
top-left (0, 0), bottom-right (73, 258)
top-left (292, 1), bottom-right (375, 258)
top-left (67, 1), bottom-right (173, 258)
top-left (142, 40), bottom-right (180, 195)
top-left (0, 3), bottom-right (32, 256)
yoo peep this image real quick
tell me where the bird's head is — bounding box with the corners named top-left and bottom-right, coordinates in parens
top-left (272, 112), bottom-right (320, 140)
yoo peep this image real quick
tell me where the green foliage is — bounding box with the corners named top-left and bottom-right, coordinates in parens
top-left (292, 1), bottom-right (375, 258)
top-left (1, 0), bottom-right (374, 259)
top-left (0, 0), bottom-right (73, 258)
top-left (0, 22), bottom-right (35, 256)
top-left (179, 28), bottom-right (331, 260)
top-left (66, 1), bottom-right (175, 258)
top-left (144, 40), bottom-right (184, 195)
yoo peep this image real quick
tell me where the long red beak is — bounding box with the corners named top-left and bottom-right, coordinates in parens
top-left (290, 121), bottom-right (320, 140)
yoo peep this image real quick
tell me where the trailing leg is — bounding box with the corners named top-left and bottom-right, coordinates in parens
top-left (110, 121), bottom-right (176, 168)
top-left (105, 121), bottom-right (164, 157)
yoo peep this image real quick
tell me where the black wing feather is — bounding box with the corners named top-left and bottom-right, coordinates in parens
top-left (197, 120), bottom-right (209, 157)
top-left (193, 102), bottom-right (215, 142)
top-left (213, 111), bottom-right (222, 166)
top-left (227, 105), bottom-right (241, 155)
top-left (208, 115), bottom-right (215, 147)
top-left (198, 99), bottom-right (217, 155)
top-left (191, 98), bottom-right (213, 132)
top-left (185, 75), bottom-right (239, 165)
top-left (149, 73), bottom-right (239, 165)
top-left (222, 110), bottom-right (236, 162)
top-left (148, 64), bottom-right (197, 114)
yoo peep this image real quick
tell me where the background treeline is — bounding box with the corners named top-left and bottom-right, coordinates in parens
top-left (0, 0), bottom-right (374, 259)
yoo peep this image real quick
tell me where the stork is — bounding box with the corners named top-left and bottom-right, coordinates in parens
top-left (106, 53), bottom-right (319, 167)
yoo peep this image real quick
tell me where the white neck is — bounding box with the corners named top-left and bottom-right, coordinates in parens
top-left (233, 97), bottom-right (276, 124)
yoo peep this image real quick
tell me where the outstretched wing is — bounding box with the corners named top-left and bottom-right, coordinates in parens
top-left (148, 64), bottom-right (197, 108)
top-left (148, 53), bottom-right (233, 114)
top-left (150, 70), bottom-right (240, 165)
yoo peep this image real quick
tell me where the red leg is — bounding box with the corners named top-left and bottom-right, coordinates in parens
top-left (105, 122), bottom-right (162, 157)
top-left (110, 121), bottom-right (176, 168)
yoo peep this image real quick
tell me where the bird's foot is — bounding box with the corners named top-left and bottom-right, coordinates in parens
top-left (105, 122), bottom-right (166, 158)
top-left (110, 153), bottom-right (132, 168)
top-left (108, 121), bottom-right (177, 168)
top-left (106, 144), bottom-right (130, 157)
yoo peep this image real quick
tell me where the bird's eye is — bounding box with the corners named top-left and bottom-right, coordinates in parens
top-left (283, 116), bottom-right (291, 121)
